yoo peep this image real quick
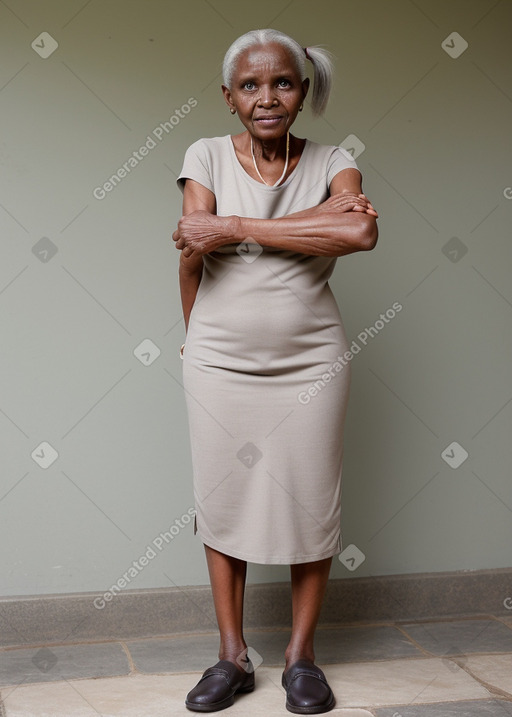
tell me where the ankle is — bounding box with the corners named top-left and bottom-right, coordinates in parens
top-left (219, 641), bottom-right (248, 667)
top-left (284, 648), bottom-right (315, 671)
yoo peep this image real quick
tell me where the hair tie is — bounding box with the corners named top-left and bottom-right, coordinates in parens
top-left (304, 46), bottom-right (311, 60)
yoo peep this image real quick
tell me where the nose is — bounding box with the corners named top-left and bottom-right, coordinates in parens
top-left (257, 86), bottom-right (278, 107)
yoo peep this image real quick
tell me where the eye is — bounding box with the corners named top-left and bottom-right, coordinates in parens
top-left (277, 79), bottom-right (291, 88)
top-left (243, 81), bottom-right (256, 90)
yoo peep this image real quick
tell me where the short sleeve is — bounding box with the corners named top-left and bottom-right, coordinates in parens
top-left (176, 139), bottom-right (214, 195)
top-left (326, 146), bottom-right (360, 189)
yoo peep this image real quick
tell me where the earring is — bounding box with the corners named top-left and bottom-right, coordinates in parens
top-left (299, 105), bottom-right (303, 111)
top-left (230, 108), bottom-right (236, 114)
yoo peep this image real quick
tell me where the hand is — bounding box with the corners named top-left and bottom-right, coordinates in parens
top-left (321, 192), bottom-right (378, 217)
top-left (172, 211), bottom-right (240, 257)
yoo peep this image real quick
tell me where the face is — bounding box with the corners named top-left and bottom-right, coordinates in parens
top-left (222, 42), bottom-right (309, 140)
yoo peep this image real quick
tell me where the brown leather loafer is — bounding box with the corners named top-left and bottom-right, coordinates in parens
top-left (185, 659), bottom-right (255, 712)
top-left (282, 659), bottom-right (335, 714)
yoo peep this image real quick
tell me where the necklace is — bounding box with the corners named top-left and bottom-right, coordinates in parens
top-left (250, 131), bottom-right (290, 186)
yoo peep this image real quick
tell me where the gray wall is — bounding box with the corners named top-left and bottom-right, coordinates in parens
top-left (1, 0), bottom-right (511, 598)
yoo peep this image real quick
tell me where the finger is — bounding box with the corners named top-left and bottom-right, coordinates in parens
top-left (334, 196), bottom-right (362, 207)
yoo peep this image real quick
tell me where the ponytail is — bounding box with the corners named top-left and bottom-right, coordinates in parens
top-left (303, 45), bottom-right (335, 117)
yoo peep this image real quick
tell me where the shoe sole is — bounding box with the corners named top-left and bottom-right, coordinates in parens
top-left (285, 692), bottom-right (336, 714)
top-left (185, 683), bottom-right (255, 712)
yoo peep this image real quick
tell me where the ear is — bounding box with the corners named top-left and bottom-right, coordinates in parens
top-left (301, 77), bottom-right (310, 100)
top-left (221, 85), bottom-right (235, 112)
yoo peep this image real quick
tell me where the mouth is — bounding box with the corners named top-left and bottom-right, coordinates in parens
top-left (254, 116), bottom-right (283, 126)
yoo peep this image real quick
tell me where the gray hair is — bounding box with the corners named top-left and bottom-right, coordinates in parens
top-left (222, 28), bottom-right (334, 117)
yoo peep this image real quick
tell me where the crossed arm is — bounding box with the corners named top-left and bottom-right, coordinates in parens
top-left (174, 169), bottom-right (379, 330)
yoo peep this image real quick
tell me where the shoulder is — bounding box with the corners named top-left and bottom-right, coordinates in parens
top-left (305, 140), bottom-right (361, 189)
top-left (184, 135), bottom-right (229, 157)
top-left (305, 139), bottom-right (358, 166)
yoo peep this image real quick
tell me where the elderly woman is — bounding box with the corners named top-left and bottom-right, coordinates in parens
top-left (173, 28), bottom-right (378, 714)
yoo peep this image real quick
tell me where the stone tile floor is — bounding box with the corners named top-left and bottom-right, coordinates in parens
top-left (1, 615), bottom-right (512, 716)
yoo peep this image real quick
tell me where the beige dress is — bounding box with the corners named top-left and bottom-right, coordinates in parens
top-left (177, 134), bottom-right (359, 564)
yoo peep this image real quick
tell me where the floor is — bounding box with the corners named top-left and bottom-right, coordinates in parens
top-left (1, 614), bottom-right (512, 716)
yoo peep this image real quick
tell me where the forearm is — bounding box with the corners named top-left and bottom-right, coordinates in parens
top-left (173, 193), bottom-right (378, 258)
top-left (179, 263), bottom-right (203, 331)
top-left (232, 206), bottom-right (378, 257)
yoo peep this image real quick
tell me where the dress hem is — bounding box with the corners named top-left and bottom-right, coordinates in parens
top-left (196, 530), bottom-right (342, 565)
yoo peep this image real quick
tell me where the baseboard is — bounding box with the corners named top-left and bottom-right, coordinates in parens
top-left (1, 567), bottom-right (511, 648)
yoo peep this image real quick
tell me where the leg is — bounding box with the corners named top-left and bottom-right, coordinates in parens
top-left (281, 557), bottom-right (336, 713)
top-left (185, 545), bottom-right (253, 710)
top-left (284, 556), bottom-right (332, 671)
top-left (204, 544), bottom-right (248, 667)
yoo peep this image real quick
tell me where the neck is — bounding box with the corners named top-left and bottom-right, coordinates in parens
top-left (249, 132), bottom-right (289, 161)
